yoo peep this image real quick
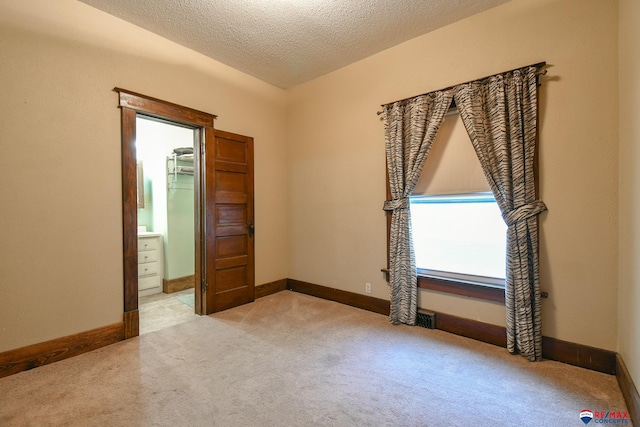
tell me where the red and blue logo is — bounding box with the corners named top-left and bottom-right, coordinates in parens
top-left (580, 409), bottom-right (629, 424)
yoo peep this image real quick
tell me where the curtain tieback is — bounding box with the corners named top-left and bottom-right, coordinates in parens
top-left (503, 200), bottom-right (547, 226)
top-left (383, 198), bottom-right (409, 211)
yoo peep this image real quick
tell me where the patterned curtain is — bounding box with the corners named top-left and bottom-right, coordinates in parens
top-left (454, 66), bottom-right (547, 361)
top-left (383, 90), bottom-right (454, 325)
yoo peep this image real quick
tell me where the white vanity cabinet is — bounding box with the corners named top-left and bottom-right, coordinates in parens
top-left (138, 233), bottom-right (163, 297)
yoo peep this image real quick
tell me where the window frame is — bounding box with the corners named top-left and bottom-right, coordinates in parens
top-left (384, 169), bottom-right (506, 304)
top-left (412, 192), bottom-right (506, 303)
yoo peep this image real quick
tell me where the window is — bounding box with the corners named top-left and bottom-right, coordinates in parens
top-left (382, 114), bottom-right (507, 302)
top-left (409, 192), bottom-right (507, 302)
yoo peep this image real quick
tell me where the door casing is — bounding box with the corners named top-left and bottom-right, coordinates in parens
top-left (116, 88), bottom-right (216, 338)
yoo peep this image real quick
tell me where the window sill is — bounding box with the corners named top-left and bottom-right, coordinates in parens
top-left (381, 268), bottom-right (505, 303)
top-left (381, 269), bottom-right (548, 303)
top-left (417, 274), bottom-right (505, 303)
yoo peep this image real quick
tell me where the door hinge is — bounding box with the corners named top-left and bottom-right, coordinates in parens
top-left (202, 279), bottom-right (208, 291)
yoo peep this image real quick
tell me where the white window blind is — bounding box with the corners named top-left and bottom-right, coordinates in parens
top-left (413, 113), bottom-right (489, 195)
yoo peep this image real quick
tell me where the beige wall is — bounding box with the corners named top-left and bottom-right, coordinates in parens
top-left (0, 0), bottom-right (287, 353)
top-left (287, 0), bottom-right (619, 349)
top-left (618, 0), bottom-right (640, 391)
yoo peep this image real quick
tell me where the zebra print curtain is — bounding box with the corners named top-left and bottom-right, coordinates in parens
top-left (382, 90), bottom-right (454, 325)
top-left (454, 66), bottom-right (547, 361)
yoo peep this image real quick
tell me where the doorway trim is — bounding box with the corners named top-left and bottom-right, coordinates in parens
top-left (115, 88), bottom-right (216, 339)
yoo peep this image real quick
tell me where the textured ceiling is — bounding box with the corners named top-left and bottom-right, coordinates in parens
top-left (79, 0), bottom-right (510, 89)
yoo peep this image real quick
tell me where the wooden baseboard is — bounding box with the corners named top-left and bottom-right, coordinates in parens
top-left (436, 313), bottom-right (616, 375)
top-left (0, 279), bottom-right (624, 381)
top-left (617, 354), bottom-right (640, 426)
top-left (0, 322), bottom-right (124, 379)
top-left (435, 312), bottom-right (507, 348)
top-left (255, 279), bottom-right (287, 299)
top-left (163, 275), bottom-right (195, 293)
top-left (123, 309), bottom-right (139, 339)
top-left (435, 311), bottom-right (616, 374)
top-left (541, 335), bottom-right (616, 374)
top-left (285, 279), bottom-right (617, 375)
top-left (287, 279), bottom-right (390, 315)
top-left (0, 278), bottom-right (285, 379)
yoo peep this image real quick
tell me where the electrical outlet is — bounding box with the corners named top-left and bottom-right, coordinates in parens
top-left (365, 283), bottom-right (371, 294)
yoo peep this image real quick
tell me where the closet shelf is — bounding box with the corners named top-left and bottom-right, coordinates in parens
top-left (167, 153), bottom-right (195, 191)
top-left (173, 166), bottom-right (194, 176)
top-left (167, 154), bottom-right (195, 177)
top-left (168, 153), bottom-right (194, 163)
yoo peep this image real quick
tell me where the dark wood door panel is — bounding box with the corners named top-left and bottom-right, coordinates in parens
top-left (215, 267), bottom-right (247, 292)
top-left (213, 288), bottom-right (253, 313)
top-left (215, 205), bottom-right (247, 225)
top-left (216, 235), bottom-right (247, 258)
top-left (216, 138), bottom-right (247, 164)
top-left (216, 193), bottom-right (248, 204)
top-left (214, 161), bottom-right (246, 173)
top-left (204, 128), bottom-right (254, 314)
top-left (215, 171), bottom-right (247, 193)
top-left (215, 225), bottom-right (248, 237)
top-left (215, 256), bottom-right (248, 270)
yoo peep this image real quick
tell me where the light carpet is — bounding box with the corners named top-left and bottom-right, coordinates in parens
top-left (0, 291), bottom-right (631, 426)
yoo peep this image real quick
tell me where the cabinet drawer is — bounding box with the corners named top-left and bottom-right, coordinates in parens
top-left (138, 237), bottom-right (159, 252)
top-left (138, 250), bottom-right (158, 264)
top-left (138, 262), bottom-right (159, 277)
top-left (139, 275), bottom-right (161, 292)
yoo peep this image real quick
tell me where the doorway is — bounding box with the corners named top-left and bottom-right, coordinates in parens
top-left (116, 88), bottom-right (255, 339)
top-left (136, 116), bottom-right (199, 334)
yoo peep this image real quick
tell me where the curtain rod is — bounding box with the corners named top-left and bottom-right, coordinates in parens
top-left (376, 61), bottom-right (547, 115)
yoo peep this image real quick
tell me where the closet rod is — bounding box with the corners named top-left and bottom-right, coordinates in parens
top-left (376, 61), bottom-right (547, 115)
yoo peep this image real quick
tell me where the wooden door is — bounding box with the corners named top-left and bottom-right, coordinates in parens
top-left (203, 128), bottom-right (255, 314)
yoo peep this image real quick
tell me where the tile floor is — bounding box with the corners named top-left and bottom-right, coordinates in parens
top-left (139, 288), bottom-right (199, 335)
